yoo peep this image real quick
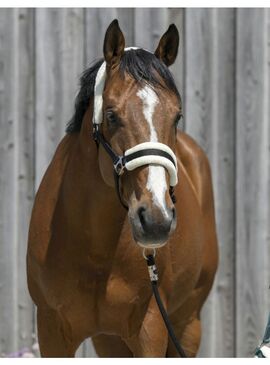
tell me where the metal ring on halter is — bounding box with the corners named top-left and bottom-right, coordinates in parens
top-left (142, 247), bottom-right (156, 260)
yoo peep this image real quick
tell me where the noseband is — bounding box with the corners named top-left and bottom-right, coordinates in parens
top-left (92, 50), bottom-right (178, 210)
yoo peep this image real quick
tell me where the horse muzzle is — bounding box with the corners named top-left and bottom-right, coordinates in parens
top-left (129, 203), bottom-right (176, 248)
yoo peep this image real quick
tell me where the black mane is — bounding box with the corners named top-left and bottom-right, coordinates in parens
top-left (66, 49), bottom-right (180, 134)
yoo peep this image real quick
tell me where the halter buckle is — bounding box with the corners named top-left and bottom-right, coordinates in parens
top-left (114, 156), bottom-right (126, 176)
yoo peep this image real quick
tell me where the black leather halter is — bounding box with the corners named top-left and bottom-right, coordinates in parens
top-left (93, 124), bottom-right (177, 209)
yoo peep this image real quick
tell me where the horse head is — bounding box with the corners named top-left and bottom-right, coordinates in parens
top-left (95, 19), bottom-right (181, 248)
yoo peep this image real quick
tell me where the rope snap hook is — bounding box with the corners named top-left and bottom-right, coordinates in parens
top-left (142, 247), bottom-right (156, 260)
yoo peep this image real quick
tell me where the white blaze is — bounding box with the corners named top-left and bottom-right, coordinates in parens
top-left (137, 85), bottom-right (168, 215)
top-left (137, 86), bottom-right (158, 141)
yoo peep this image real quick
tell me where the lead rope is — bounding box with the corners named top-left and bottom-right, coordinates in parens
top-left (143, 249), bottom-right (187, 358)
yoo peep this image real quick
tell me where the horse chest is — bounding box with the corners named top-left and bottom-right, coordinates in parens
top-left (93, 271), bottom-right (152, 337)
top-left (104, 275), bottom-right (139, 306)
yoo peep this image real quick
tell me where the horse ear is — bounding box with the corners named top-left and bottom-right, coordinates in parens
top-left (103, 19), bottom-right (125, 68)
top-left (154, 24), bottom-right (179, 67)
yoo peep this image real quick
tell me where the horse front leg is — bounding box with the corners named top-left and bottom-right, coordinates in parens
top-left (166, 314), bottom-right (201, 357)
top-left (125, 297), bottom-right (168, 357)
top-left (37, 306), bottom-right (80, 357)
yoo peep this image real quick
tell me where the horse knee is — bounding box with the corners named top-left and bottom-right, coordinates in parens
top-left (125, 317), bottom-right (168, 357)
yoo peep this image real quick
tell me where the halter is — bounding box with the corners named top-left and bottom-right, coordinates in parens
top-left (92, 48), bottom-right (178, 209)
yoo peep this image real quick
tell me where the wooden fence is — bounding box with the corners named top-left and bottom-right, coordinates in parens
top-left (0, 8), bottom-right (269, 357)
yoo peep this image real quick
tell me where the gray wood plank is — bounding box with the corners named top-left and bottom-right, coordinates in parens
top-left (15, 8), bottom-right (36, 354)
top-left (134, 8), bottom-right (167, 52)
top-left (116, 9), bottom-right (135, 47)
top-left (85, 8), bottom-right (134, 66)
top-left (75, 342), bottom-right (85, 358)
top-left (236, 8), bottom-right (270, 357)
top-left (81, 337), bottom-right (96, 358)
top-left (35, 8), bottom-right (84, 188)
top-left (85, 8), bottom-right (118, 64)
top-left (167, 8), bottom-right (185, 107)
top-left (0, 8), bottom-right (18, 356)
top-left (185, 8), bottom-right (236, 357)
top-left (0, 8), bottom-right (35, 356)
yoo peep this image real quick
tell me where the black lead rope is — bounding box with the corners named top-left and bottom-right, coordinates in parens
top-left (145, 253), bottom-right (187, 358)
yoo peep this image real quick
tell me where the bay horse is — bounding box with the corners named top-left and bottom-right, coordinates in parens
top-left (27, 20), bottom-right (218, 357)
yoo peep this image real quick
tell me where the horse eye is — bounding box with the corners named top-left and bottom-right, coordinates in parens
top-left (106, 110), bottom-right (118, 127)
top-left (174, 113), bottom-right (182, 129)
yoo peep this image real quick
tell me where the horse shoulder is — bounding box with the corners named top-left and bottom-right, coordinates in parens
top-left (27, 134), bottom-right (78, 271)
top-left (177, 131), bottom-right (218, 297)
top-left (177, 132), bottom-right (212, 211)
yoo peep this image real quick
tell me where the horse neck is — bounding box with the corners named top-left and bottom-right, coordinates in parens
top-left (59, 107), bottom-right (127, 262)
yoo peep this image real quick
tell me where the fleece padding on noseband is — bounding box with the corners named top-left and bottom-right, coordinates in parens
top-left (124, 142), bottom-right (178, 186)
top-left (126, 155), bottom-right (177, 186)
top-left (125, 142), bottom-right (177, 165)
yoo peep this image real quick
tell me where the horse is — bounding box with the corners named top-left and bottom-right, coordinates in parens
top-left (27, 19), bottom-right (218, 357)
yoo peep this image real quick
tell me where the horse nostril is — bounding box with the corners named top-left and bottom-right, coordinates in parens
top-left (138, 206), bottom-right (147, 229)
top-left (137, 206), bottom-right (173, 235)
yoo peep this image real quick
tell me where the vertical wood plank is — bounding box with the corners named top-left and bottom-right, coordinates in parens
top-left (75, 342), bottom-right (84, 358)
top-left (16, 8), bottom-right (36, 353)
top-left (85, 8), bottom-right (134, 66)
top-left (134, 8), bottom-right (167, 52)
top-left (0, 8), bottom-right (35, 355)
top-left (85, 8), bottom-right (117, 64)
top-left (185, 8), bottom-right (236, 357)
top-left (116, 9), bottom-right (135, 47)
top-left (35, 8), bottom-right (84, 188)
top-left (167, 8), bottom-right (185, 101)
top-left (0, 8), bottom-right (18, 355)
top-left (236, 8), bottom-right (270, 357)
top-left (81, 337), bottom-right (96, 358)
